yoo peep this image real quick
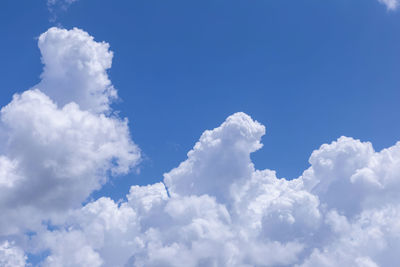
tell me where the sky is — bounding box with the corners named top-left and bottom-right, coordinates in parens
top-left (0, 0), bottom-right (400, 266)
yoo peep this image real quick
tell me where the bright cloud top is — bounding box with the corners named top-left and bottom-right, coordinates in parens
top-left (36, 28), bottom-right (116, 113)
top-left (1, 27), bottom-right (400, 267)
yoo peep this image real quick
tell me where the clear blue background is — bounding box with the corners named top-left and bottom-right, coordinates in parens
top-left (1, 0), bottom-right (399, 202)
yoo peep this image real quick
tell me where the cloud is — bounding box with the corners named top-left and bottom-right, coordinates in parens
top-left (1, 27), bottom-right (400, 266)
top-left (0, 27), bottom-right (140, 239)
top-left (47, 0), bottom-right (80, 22)
top-left (0, 241), bottom-right (26, 267)
top-left (28, 113), bottom-right (400, 266)
top-left (164, 112), bottom-right (265, 204)
top-left (24, 112), bottom-right (400, 266)
top-left (47, 0), bottom-right (78, 4)
top-left (378, 0), bottom-right (399, 10)
top-left (37, 28), bottom-right (116, 113)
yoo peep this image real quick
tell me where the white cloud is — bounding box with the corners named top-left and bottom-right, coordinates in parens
top-left (30, 114), bottom-right (400, 266)
top-left (37, 27), bottom-right (116, 113)
top-left (378, 0), bottom-right (399, 10)
top-left (47, 0), bottom-right (80, 21)
top-left (1, 27), bottom-right (400, 267)
top-left (0, 241), bottom-right (26, 267)
top-left (164, 112), bottom-right (265, 204)
top-left (0, 28), bottom-right (140, 238)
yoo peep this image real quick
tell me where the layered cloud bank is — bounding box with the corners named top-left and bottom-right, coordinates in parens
top-left (1, 27), bottom-right (400, 267)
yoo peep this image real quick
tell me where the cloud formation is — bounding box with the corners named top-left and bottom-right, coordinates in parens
top-left (37, 28), bottom-right (116, 113)
top-left (1, 27), bottom-right (400, 266)
top-left (27, 112), bottom-right (400, 267)
top-left (378, 0), bottom-right (399, 10)
top-left (0, 27), bottom-right (140, 241)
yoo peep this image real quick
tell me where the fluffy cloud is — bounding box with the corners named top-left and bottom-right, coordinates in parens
top-left (27, 112), bottom-right (400, 266)
top-left (1, 27), bottom-right (400, 266)
top-left (0, 26), bottom-right (140, 254)
top-left (24, 111), bottom-right (400, 266)
top-left (1, 90), bottom-right (138, 212)
top-left (164, 112), bottom-right (265, 203)
top-left (37, 28), bottom-right (116, 113)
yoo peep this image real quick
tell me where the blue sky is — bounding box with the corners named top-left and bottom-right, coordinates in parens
top-left (1, 1), bottom-right (400, 265)
top-left (1, 1), bottom-right (400, 197)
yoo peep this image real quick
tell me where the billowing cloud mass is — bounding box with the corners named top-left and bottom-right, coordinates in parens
top-left (0, 27), bottom-right (140, 250)
top-left (36, 28), bottom-right (116, 113)
top-left (1, 27), bottom-right (400, 266)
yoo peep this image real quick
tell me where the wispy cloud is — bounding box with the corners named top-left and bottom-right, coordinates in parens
top-left (47, 0), bottom-right (80, 22)
top-left (378, 0), bottom-right (399, 10)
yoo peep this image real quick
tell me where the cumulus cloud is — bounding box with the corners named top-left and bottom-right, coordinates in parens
top-left (0, 26), bottom-right (140, 251)
top-left (37, 28), bottom-right (116, 113)
top-left (24, 112), bottom-right (400, 266)
top-left (164, 113), bottom-right (265, 204)
top-left (1, 27), bottom-right (400, 266)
